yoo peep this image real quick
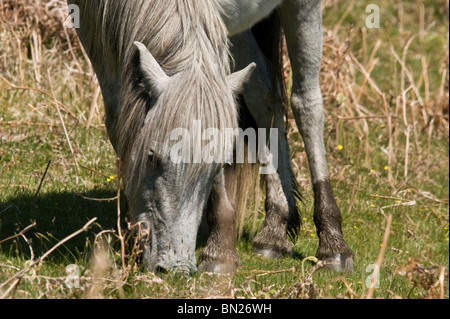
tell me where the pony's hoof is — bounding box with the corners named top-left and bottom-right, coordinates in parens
top-left (318, 253), bottom-right (354, 273)
top-left (251, 248), bottom-right (289, 259)
top-left (251, 235), bottom-right (294, 259)
top-left (252, 245), bottom-right (293, 259)
top-left (315, 232), bottom-right (355, 273)
top-left (198, 260), bottom-right (238, 274)
top-left (252, 248), bottom-right (282, 259)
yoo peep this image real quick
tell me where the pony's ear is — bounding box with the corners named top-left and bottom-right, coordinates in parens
top-left (227, 62), bottom-right (256, 94)
top-left (134, 41), bottom-right (169, 96)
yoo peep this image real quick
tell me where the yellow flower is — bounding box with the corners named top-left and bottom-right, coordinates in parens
top-left (384, 166), bottom-right (389, 170)
top-left (107, 175), bottom-right (116, 182)
top-left (353, 225), bottom-right (358, 230)
top-left (337, 145), bottom-right (344, 151)
top-left (370, 203), bottom-right (376, 208)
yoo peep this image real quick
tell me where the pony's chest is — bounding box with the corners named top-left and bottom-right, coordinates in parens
top-left (218, 0), bottom-right (284, 35)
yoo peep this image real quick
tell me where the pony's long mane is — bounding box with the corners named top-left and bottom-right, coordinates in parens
top-left (73, 0), bottom-right (237, 184)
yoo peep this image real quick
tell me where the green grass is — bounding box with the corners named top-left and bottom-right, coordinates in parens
top-left (0, 0), bottom-right (448, 299)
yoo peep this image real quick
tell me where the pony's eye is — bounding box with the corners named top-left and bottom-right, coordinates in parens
top-left (148, 149), bottom-right (158, 164)
top-left (148, 149), bottom-right (163, 167)
top-left (148, 149), bottom-right (155, 160)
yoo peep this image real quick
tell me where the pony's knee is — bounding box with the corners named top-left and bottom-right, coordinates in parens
top-left (290, 87), bottom-right (324, 126)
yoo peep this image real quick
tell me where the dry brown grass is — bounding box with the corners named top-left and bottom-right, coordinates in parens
top-left (1, 0), bottom-right (100, 133)
top-left (0, 0), bottom-right (77, 44)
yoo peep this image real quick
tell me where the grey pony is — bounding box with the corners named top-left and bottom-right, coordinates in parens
top-left (69, 0), bottom-right (255, 273)
top-left (69, 0), bottom-right (354, 274)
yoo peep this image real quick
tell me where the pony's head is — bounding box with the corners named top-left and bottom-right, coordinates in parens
top-left (122, 40), bottom-right (255, 274)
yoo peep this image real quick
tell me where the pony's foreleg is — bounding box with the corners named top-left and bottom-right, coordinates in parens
top-left (278, 0), bottom-right (354, 272)
top-left (198, 169), bottom-right (240, 273)
top-left (229, 31), bottom-right (300, 258)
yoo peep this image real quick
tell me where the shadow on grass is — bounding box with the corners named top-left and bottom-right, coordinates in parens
top-left (0, 188), bottom-right (123, 263)
top-left (1, 188), bottom-right (307, 268)
top-left (229, 228), bottom-right (307, 262)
